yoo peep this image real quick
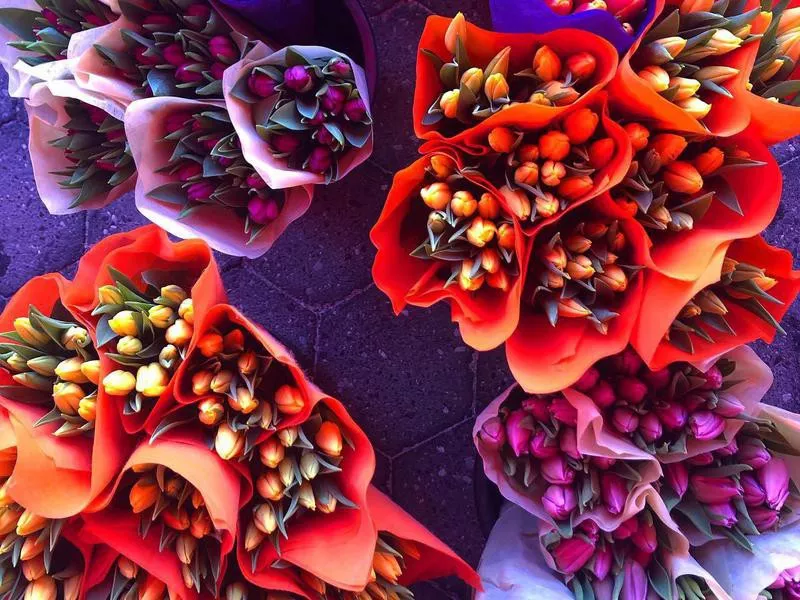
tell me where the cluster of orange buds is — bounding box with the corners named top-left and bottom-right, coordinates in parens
top-left (124, 464), bottom-right (219, 595)
top-left (612, 124), bottom-right (762, 232)
top-left (0, 304), bottom-right (99, 437)
top-left (633, 0), bottom-right (763, 121)
top-left (243, 407), bottom-right (354, 555)
top-left (422, 13), bottom-right (598, 129)
top-left (106, 556), bottom-right (169, 600)
top-left (95, 268), bottom-right (195, 416)
top-left (291, 534), bottom-right (418, 600)
top-left (526, 217), bottom-right (640, 334)
top-left (669, 253), bottom-right (783, 353)
top-left (749, 5), bottom-right (800, 102)
top-left (489, 106), bottom-right (616, 224)
top-left (0, 473), bottom-right (81, 600)
top-left (409, 153), bottom-right (518, 294)
top-left (544, 0), bottom-right (646, 34)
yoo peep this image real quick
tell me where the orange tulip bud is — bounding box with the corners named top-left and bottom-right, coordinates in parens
top-left (539, 245), bottom-right (568, 270)
top-left (624, 123), bottom-right (649, 151)
top-left (458, 261), bottom-right (485, 292)
top-left (638, 65), bottom-right (670, 92)
top-left (676, 96), bottom-right (712, 119)
top-left (680, 0), bottom-right (713, 13)
top-left (78, 396), bottom-right (96, 422)
top-left (259, 437), bottom-right (285, 469)
top-left (693, 147), bottom-right (725, 176)
top-left (210, 370), bottom-right (233, 394)
top-left (480, 248), bottom-right (502, 274)
top-left (488, 127), bottom-right (516, 153)
top-left (198, 398), bottom-right (225, 425)
top-left (253, 503), bottom-right (277, 535)
top-left (517, 143), bottom-right (540, 162)
top-left (695, 65), bottom-right (740, 84)
top-left (429, 153), bottom-right (456, 178)
top-left (497, 223), bottom-right (516, 250)
top-left (22, 555), bottom-right (46, 581)
top-left (708, 29), bottom-right (742, 54)
top-left (540, 80), bottom-right (580, 106)
top-left (117, 556), bottom-right (139, 579)
top-left (562, 108), bottom-right (599, 144)
top-left (189, 509), bottom-right (212, 538)
top-left (191, 370), bottom-right (213, 395)
top-left (444, 12), bottom-right (467, 54)
top-left (566, 255), bottom-right (596, 280)
top-left (566, 51), bottom-right (596, 79)
top-left (649, 133), bottom-right (687, 165)
top-left (557, 297), bottom-right (592, 318)
top-left (19, 536), bottom-right (44, 561)
top-left (533, 45), bottom-right (562, 82)
top-left (484, 73), bottom-right (510, 101)
top-left (596, 264), bottom-right (628, 292)
top-left (129, 478), bottom-right (159, 513)
top-left (663, 161), bottom-right (703, 193)
top-left (549, 0), bottom-right (573, 14)
top-left (257, 471), bottom-right (285, 502)
top-left (466, 217), bottom-right (497, 247)
top-left (244, 521), bottom-right (265, 551)
top-left (274, 384), bottom-right (305, 415)
top-left (420, 182), bottom-right (452, 210)
top-left (315, 421), bottom-right (343, 457)
top-left (139, 575), bottom-right (166, 600)
top-left (529, 90), bottom-right (553, 106)
top-left (23, 575), bottom-right (56, 600)
top-left (373, 552), bottom-right (404, 585)
top-left (237, 350), bottom-right (258, 375)
top-left (440, 89), bottom-right (460, 119)
top-left (478, 193), bottom-right (501, 219)
top-left (500, 186), bottom-right (531, 221)
top-left (197, 332), bottom-right (223, 358)
top-left (539, 130), bottom-right (571, 161)
top-left (565, 235), bottom-right (592, 254)
top-left (460, 67), bottom-right (484, 95)
top-left (215, 423), bottom-right (245, 460)
top-left (514, 162), bottom-right (540, 186)
top-left (588, 137), bottom-right (615, 169)
top-left (52, 382), bottom-right (84, 416)
top-left (558, 175), bottom-right (594, 201)
top-left (317, 495), bottom-right (338, 514)
top-left (451, 190), bottom-right (478, 217)
top-left (669, 76), bottom-right (701, 101)
top-left (222, 329), bottom-right (245, 354)
top-left (486, 270), bottom-right (511, 291)
top-left (102, 369), bottom-right (136, 396)
top-left (540, 161), bottom-right (566, 187)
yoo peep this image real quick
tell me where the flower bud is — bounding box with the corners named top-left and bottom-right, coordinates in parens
top-left (488, 127), bottom-right (516, 153)
top-left (563, 108), bottom-right (599, 145)
top-left (676, 96), bottom-right (712, 119)
top-left (553, 537), bottom-right (595, 574)
top-left (165, 319), bottom-right (193, 347)
top-left (638, 412), bottom-right (663, 443)
top-left (740, 472), bottom-right (767, 506)
top-left (612, 407), bottom-right (640, 434)
top-left (649, 133), bottom-right (687, 165)
top-left (257, 470), bottom-right (284, 502)
top-left (533, 45), bottom-right (562, 82)
top-left (542, 484), bottom-right (577, 520)
top-left (708, 28), bottom-right (742, 54)
top-left (13, 317), bottom-right (49, 347)
top-left (420, 182), bottom-right (451, 210)
top-left (466, 217), bottom-right (497, 248)
top-left (98, 285), bottom-right (124, 305)
top-left (23, 575), bottom-right (56, 600)
top-left (566, 51), bottom-right (596, 79)
top-left (669, 76), bottom-right (701, 101)
top-left (278, 426), bottom-right (298, 447)
top-left (530, 430), bottom-right (560, 459)
top-left (198, 399), bottom-right (224, 426)
top-left (663, 161), bottom-right (703, 194)
top-left (283, 65), bottom-right (313, 93)
top-left (439, 89), bottom-right (460, 119)
top-left (297, 480), bottom-right (316, 511)
top-left (566, 255), bottom-right (595, 280)
top-left (316, 421), bottom-right (343, 457)
top-left (539, 131), bottom-right (571, 161)
top-left (588, 137), bottom-right (615, 169)
top-left (484, 73), bottom-right (510, 101)
top-left (117, 335), bottom-right (143, 356)
top-left (631, 517), bottom-right (657, 553)
top-left (642, 37), bottom-right (687, 64)
top-left (690, 474), bottom-right (741, 504)
top-left (695, 65), bottom-right (739, 85)
top-left (136, 363), bottom-right (168, 398)
top-left (243, 521), bottom-right (265, 552)
top-left (451, 190), bottom-right (478, 217)
top-left (445, 12), bottom-right (467, 54)
top-left (589, 380), bottom-right (616, 409)
top-left (622, 559), bottom-right (647, 600)
top-left (259, 437), bottom-right (285, 469)
top-left (618, 377), bottom-right (648, 404)
top-left (624, 123), bottom-right (650, 151)
top-left (693, 147), bottom-right (725, 177)
top-left (102, 370), bottom-right (136, 396)
top-left (460, 67), bottom-right (484, 95)
top-left (429, 154), bottom-right (456, 178)
top-left (487, 270), bottom-right (509, 293)
top-left (689, 410), bottom-right (725, 440)
top-left (601, 472), bottom-right (628, 515)
top-left (535, 192), bottom-right (560, 218)
top-left (108, 310), bottom-right (138, 337)
top-left (750, 505), bottom-right (780, 531)
top-left (759, 457), bottom-right (791, 510)
top-left (197, 332), bottom-right (223, 358)
top-left (215, 423), bottom-right (244, 460)
top-left (713, 394), bottom-right (744, 418)
top-left (638, 65), bottom-right (670, 92)
top-left (505, 409), bottom-right (532, 456)
top-left (298, 452), bottom-right (319, 481)
top-left (129, 478), bottom-right (159, 513)
top-left (22, 554), bottom-right (46, 581)
top-left (559, 427), bottom-right (580, 460)
top-left (541, 455), bottom-right (576, 485)
top-left (232, 387), bottom-right (259, 414)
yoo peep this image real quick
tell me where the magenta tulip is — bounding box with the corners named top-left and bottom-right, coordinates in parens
top-left (541, 456), bottom-right (576, 485)
top-left (591, 544), bottom-right (613, 580)
top-left (306, 146), bottom-right (334, 174)
top-left (618, 377), bottom-right (648, 405)
top-left (270, 133), bottom-right (302, 155)
top-left (521, 396), bottom-right (551, 422)
top-left (689, 475), bottom-right (741, 504)
top-left (689, 411), bottom-right (725, 440)
top-left (612, 407), bottom-right (640, 434)
top-left (750, 505), bottom-right (780, 531)
top-left (530, 429), bottom-right (560, 459)
top-left (550, 396), bottom-right (578, 426)
top-left (553, 537), bottom-right (595, 574)
top-left (559, 427), bottom-right (581, 460)
top-left (641, 367), bottom-right (671, 390)
top-left (321, 86), bottom-right (347, 114)
top-left (574, 367), bottom-right (600, 392)
top-left (590, 380), bottom-right (616, 409)
top-left (737, 438), bottom-right (771, 469)
top-left (665, 462), bottom-right (689, 498)
top-left (740, 472), bottom-right (766, 507)
top-left (505, 409), bottom-right (532, 457)
top-left (615, 348), bottom-right (643, 376)
top-left (479, 417), bottom-right (506, 450)
top-left (682, 393), bottom-right (708, 413)
top-left (612, 516), bottom-right (639, 540)
top-left (630, 518), bottom-right (657, 553)
top-left (592, 456), bottom-right (617, 470)
top-left (601, 472), bottom-right (628, 515)
top-left (638, 412), bottom-right (662, 443)
top-left (622, 559), bottom-right (648, 600)
top-left (542, 484), bottom-right (578, 520)
top-left (702, 365), bottom-right (723, 390)
top-left (714, 394), bottom-right (745, 418)
top-left (344, 98), bottom-right (367, 121)
top-left (706, 501), bottom-right (738, 527)
top-left (758, 457), bottom-right (791, 511)
top-left (284, 65), bottom-right (313, 92)
top-left (594, 577), bottom-right (614, 600)
top-left (656, 402), bottom-right (688, 431)
top-left (715, 438), bottom-right (738, 457)
top-left (248, 71), bottom-right (277, 98)
top-left (687, 452), bottom-right (715, 466)
top-left (247, 196), bottom-right (279, 224)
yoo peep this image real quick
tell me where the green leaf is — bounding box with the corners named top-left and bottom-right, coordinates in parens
top-left (268, 100), bottom-right (309, 131)
top-left (342, 121), bottom-right (371, 149)
top-left (148, 182), bottom-right (187, 205)
top-left (147, 69), bottom-right (178, 97)
top-left (649, 557), bottom-right (673, 600)
top-left (95, 314), bottom-right (116, 348)
top-left (0, 8), bottom-right (39, 40)
top-left (296, 94), bottom-right (319, 120)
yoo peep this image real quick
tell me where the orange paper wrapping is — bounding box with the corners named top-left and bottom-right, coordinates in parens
top-left (413, 16), bottom-right (618, 149)
top-left (61, 225), bottom-right (226, 433)
top-left (635, 236), bottom-right (800, 370)
top-left (505, 218), bottom-right (650, 393)
top-left (0, 274), bottom-right (133, 519)
top-left (371, 148), bottom-right (530, 351)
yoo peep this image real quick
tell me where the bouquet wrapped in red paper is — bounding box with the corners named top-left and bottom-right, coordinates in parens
top-left (79, 545), bottom-right (177, 600)
top-left (413, 12), bottom-right (619, 148)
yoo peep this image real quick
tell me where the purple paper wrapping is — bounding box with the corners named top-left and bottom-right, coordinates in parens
top-left (489, 0), bottom-right (658, 55)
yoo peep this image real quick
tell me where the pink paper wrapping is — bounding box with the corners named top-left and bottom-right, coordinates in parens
top-left (124, 96), bottom-right (314, 258)
top-left (473, 384), bottom-right (662, 531)
top-left (0, 0), bottom-right (110, 97)
top-left (25, 79), bottom-right (133, 214)
top-left (223, 42), bottom-right (373, 189)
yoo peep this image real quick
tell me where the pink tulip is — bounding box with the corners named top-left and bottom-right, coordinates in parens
top-left (246, 172), bottom-right (267, 190)
top-left (505, 410), bottom-right (532, 457)
top-left (689, 411), bottom-right (725, 440)
top-left (543, 484), bottom-right (578, 520)
top-left (601, 472), bottom-right (628, 515)
top-left (574, 367), bottom-right (600, 392)
top-left (740, 472), bottom-right (766, 506)
top-left (187, 181), bottom-right (215, 202)
top-left (590, 380), bottom-right (616, 409)
top-left (329, 57), bottom-right (352, 77)
top-left (248, 71), bottom-right (277, 98)
top-left (613, 516), bottom-right (639, 540)
top-left (664, 462), bottom-right (688, 498)
top-left (479, 417), bottom-right (506, 450)
top-left (656, 402), bottom-right (688, 431)
top-left (706, 501), bottom-right (738, 527)
top-left (592, 456), bottom-right (617, 470)
top-left (750, 505), bottom-right (780, 531)
top-left (247, 196), bottom-right (279, 224)
top-left (615, 348), bottom-right (643, 376)
top-left (630, 518), bottom-right (656, 553)
top-left (612, 407), bottom-right (639, 434)
top-left (284, 65), bottom-right (313, 92)
top-left (553, 537), bottom-right (595, 574)
top-left (638, 412), bottom-right (662, 443)
top-left (344, 98), bottom-right (368, 122)
top-left (550, 396), bottom-right (578, 426)
top-left (758, 457), bottom-right (791, 511)
top-left (641, 367), bottom-right (671, 390)
top-left (306, 146), bottom-right (334, 174)
top-left (702, 365), bottom-right (724, 390)
top-left (737, 438), bottom-right (771, 469)
top-left (542, 456), bottom-right (576, 485)
top-left (689, 475), bottom-right (741, 504)
top-left (622, 559), bottom-right (648, 600)
top-left (522, 396), bottom-right (551, 422)
top-left (578, 519), bottom-right (599, 541)
top-left (591, 544), bottom-right (613, 580)
top-left (530, 429), bottom-right (560, 459)
top-left (714, 394), bottom-right (745, 418)
top-left (618, 378), bottom-right (648, 405)
top-left (559, 427), bottom-right (581, 460)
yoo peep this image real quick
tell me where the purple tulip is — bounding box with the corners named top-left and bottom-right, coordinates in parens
top-left (750, 505), bottom-right (780, 531)
top-left (618, 377), bottom-right (648, 405)
top-left (550, 396), bottom-right (578, 426)
top-left (622, 559), bottom-right (648, 600)
top-left (542, 484), bottom-right (577, 520)
top-left (578, 519), bottom-right (599, 542)
top-left (248, 71), bottom-right (277, 98)
top-left (247, 196), bottom-right (279, 224)
top-left (521, 396), bottom-right (550, 422)
top-left (591, 545), bottom-right (613, 580)
top-left (641, 367), bottom-right (671, 390)
top-left (664, 462), bottom-right (689, 498)
top-left (737, 438), bottom-right (771, 469)
top-left (714, 394), bottom-right (745, 418)
top-left (613, 516), bottom-right (639, 540)
top-left (590, 380), bottom-right (616, 409)
top-left (758, 457), bottom-right (791, 511)
top-left (344, 98), bottom-right (368, 122)
top-left (553, 537), bottom-right (595, 574)
top-left (559, 427), bottom-right (581, 460)
top-left (162, 42), bottom-right (185, 66)
top-left (656, 402), bottom-right (688, 431)
top-left (505, 409), bottom-right (532, 457)
top-left (321, 86), bottom-right (347, 114)
top-left (631, 518), bottom-right (657, 553)
top-left (306, 146), bottom-right (334, 174)
top-left (601, 472), bottom-right (628, 515)
top-left (479, 416), bottom-right (506, 450)
top-left (530, 429), bottom-right (560, 459)
top-left (573, 367), bottom-right (600, 392)
top-left (541, 456), bottom-right (576, 485)
top-left (284, 65), bottom-right (313, 93)
top-left (316, 127), bottom-right (335, 147)
top-left (638, 412), bottom-right (662, 443)
top-left (740, 472), bottom-right (766, 507)
top-left (612, 407), bottom-right (640, 434)
top-left (702, 365), bottom-right (724, 390)
top-left (689, 475), bottom-right (741, 504)
top-left (689, 411), bottom-right (726, 440)
top-left (706, 501), bottom-right (738, 528)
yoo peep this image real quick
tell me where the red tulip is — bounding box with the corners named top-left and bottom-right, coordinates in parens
top-left (553, 537), bottom-right (595, 574)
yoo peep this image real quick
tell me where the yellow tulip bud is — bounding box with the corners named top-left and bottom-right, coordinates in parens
top-left (135, 363), bottom-right (168, 398)
top-left (116, 336), bottom-right (143, 356)
top-left (466, 217), bottom-right (497, 248)
top-left (147, 305), bottom-right (175, 329)
top-left (52, 382), bottom-right (84, 415)
top-left (16, 510), bottom-right (47, 536)
top-left (444, 11), bottom-right (467, 54)
top-left (25, 356), bottom-right (60, 377)
top-left (62, 326), bottom-right (89, 351)
top-left (98, 285), bottom-right (124, 305)
top-left (215, 423), bottom-right (245, 460)
top-left (278, 426), bottom-right (298, 447)
top-left (298, 481), bottom-right (315, 510)
top-left (458, 260), bottom-right (485, 292)
top-left (420, 182), bottom-right (452, 210)
top-left (14, 318), bottom-right (49, 347)
top-left (210, 370), bottom-right (233, 394)
top-left (22, 555), bottom-right (46, 581)
top-left (257, 470), bottom-right (284, 502)
top-left (694, 65), bottom-right (739, 84)
top-left (708, 28), bottom-right (742, 54)
top-left (176, 533), bottom-right (197, 565)
top-left (165, 319), bottom-right (193, 347)
top-left (676, 96), bottom-right (712, 119)
top-left (102, 369), bottom-right (136, 396)
top-left (12, 372), bottom-right (51, 392)
top-left (439, 89), bottom-right (460, 119)
top-left (178, 298), bottom-right (194, 325)
top-left (460, 67), bottom-right (484, 94)
top-left (23, 575), bottom-right (56, 600)
top-left (253, 503), bottom-right (277, 534)
top-left (300, 452), bottom-right (319, 480)
top-left (158, 344), bottom-right (179, 369)
top-left (668, 76), bottom-right (701, 101)
top-left (108, 311), bottom-right (138, 337)
top-left (159, 285), bottom-right (187, 306)
top-left (231, 387), bottom-right (259, 414)
top-left (198, 399), bottom-right (225, 426)
top-left (78, 396), bottom-right (97, 422)
top-left (80, 360), bottom-right (101, 385)
top-left (484, 73), bottom-right (510, 101)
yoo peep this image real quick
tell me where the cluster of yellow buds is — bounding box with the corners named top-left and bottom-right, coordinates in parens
top-left (491, 106), bottom-right (616, 224)
top-left (244, 408), bottom-right (354, 554)
top-left (669, 253), bottom-right (783, 353)
top-left (528, 217), bottom-right (639, 334)
top-left (95, 269), bottom-right (194, 415)
top-left (423, 13), bottom-right (598, 129)
top-left (613, 125), bottom-right (760, 233)
top-left (0, 471), bottom-right (81, 600)
top-left (633, 0), bottom-right (763, 121)
top-left (124, 464), bottom-right (217, 594)
top-left (107, 556), bottom-right (169, 600)
top-left (0, 305), bottom-right (100, 436)
top-left (409, 153), bottom-right (518, 293)
top-left (749, 5), bottom-right (800, 102)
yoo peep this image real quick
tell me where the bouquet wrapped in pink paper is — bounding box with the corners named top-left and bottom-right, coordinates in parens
top-left (0, 0), bottom-right (117, 97)
top-left (124, 96), bottom-right (313, 257)
top-left (25, 78), bottom-right (134, 214)
top-left (223, 42), bottom-right (373, 187)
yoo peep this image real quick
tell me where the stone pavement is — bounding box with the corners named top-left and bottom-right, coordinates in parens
top-left (1, 1), bottom-right (800, 598)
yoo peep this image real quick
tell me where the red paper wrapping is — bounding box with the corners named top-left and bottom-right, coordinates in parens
top-left (634, 236), bottom-right (800, 370)
top-left (413, 16), bottom-right (618, 149)
top-left (371, 148), bottom-right (531, 351)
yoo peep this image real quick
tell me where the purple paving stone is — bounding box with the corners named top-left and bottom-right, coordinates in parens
top-left (419, 0), bottom-right (491, 26)
top-left (84, 191), bottom-right (149, 245)
top-left (771, 139), bottom-right (800, 166)
top-left (247, 162), bottom-right (387, 306)
top-left (476, 346), bottom-right (515, 410)
top-left (0, 70), bottom-right (27, 125)
top-left (373, 449), bottom-right (392, 495)
top-left (754, 335), bottom-right (800, 414)
top-left (315, 287), bottom-right (474, 454)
